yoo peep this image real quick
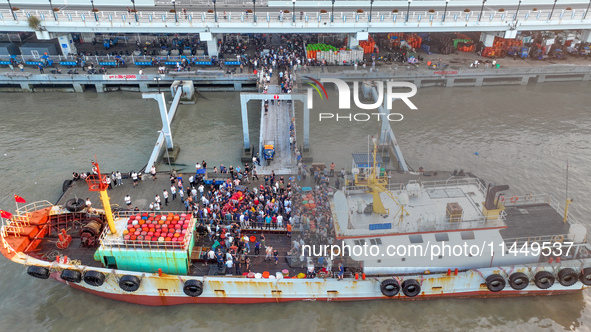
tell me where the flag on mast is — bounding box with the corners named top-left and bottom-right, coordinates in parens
top-left (14, 195), bottom-right (26, 203)
top-left (0, 210), bottom-right (13, 219)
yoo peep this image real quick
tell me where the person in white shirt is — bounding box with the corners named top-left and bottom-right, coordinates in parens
top-left (163, 189), bottom-right (169, 206)
top-left (124, 194), bottom-right (131, 207)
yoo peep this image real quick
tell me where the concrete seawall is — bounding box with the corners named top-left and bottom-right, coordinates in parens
top-left (300, 64), bottom-right (591, 88)
top-left (1, 64), bottom-right (589, 93)
top-left (0, 72), bottom-right (258, 93)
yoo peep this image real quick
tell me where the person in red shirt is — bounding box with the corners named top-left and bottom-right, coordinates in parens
top-left (271, 215), bottom-right (277, 229)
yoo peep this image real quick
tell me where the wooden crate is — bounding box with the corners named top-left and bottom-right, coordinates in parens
top-left (446, 202), bottom-right (463, 222)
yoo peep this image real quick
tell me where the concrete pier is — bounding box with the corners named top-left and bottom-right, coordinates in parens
top-left (0, 73), bottom-right (257, 93)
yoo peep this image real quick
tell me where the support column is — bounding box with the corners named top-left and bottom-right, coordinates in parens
top-left (303, 96), bottom-right (309, 151)
top-left (479, 32), bottom-right (498, 47)
top-left (139, 83), bottom-right (149, 92)
top-left (240, 94), bottom-right (250, 151)
top-left (581, 30), bottom-right (591, 43)
top-left (199, 32), bottom-right (219, 58)
top-left (347, 33), bottom-right (360, 49)
top-left (95, 83), bottom-right (105, 92)
top-left (234, 82), bottom-right (242, 91)
top-left (72, 83), bottom-right (85, 92)
top-left (475, 77), bottom-right (484, 86)
top-left (57, 33), bottom-right (78, 56)
top-left (80, 33), bottom-right (96, 44)
top-left (151, 93), bottom-right (174, 149)
top-left (446, 78), bottom-right (455, 87)
top-left (20, 83), bottom-right (32, 92)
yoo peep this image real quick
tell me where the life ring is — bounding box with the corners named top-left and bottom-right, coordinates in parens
top-left (508, 272), bottom-right (529, 290)
top-left (83, 270), bottom-right (106, 286)
top-left (401, 279), bottom-right (421, 297)
top-left (27, 265), bottom-right (50, 279)
top-left (380, 279), bottom-right (400, 297)
top-left (533, 271), bottom-right (555, 289)
top-left (557, 268), bottom-right (578, 287)
top-left (65, 198), bottom-right (85, 212)
top-left (510, 196), bottom-right (519, 204)
top-left (579, 247), bottom-right (590, 258)
top-left (554, 235), bottom-right (564, 243)
top-left (183, 279), bottom-right (204, 297)
top-left (579, 267), bottom-right (591, 286)
top-left (60, 269), bottom-right (82, 283)
top-left (485, 274), bottom-right (506, 292)
top-left (119, 275), bottom-right (141, 292)
top-left (499, 196), bottom-right (505, 203)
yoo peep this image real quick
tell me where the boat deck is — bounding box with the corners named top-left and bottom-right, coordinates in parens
top-left (189, 231), bottom-right (309, 277)
top-left (500, 204), bottom-right (570, 240)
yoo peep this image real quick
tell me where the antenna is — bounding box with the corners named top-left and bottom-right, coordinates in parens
top-left (566, 159), bottom-right (569, 202)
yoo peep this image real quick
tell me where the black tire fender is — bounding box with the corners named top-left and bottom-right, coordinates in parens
top-left (83, 270), bottom-right (106, 287)
top-left (557, 268), bottom-right (578, 287)
top-left (61, 269), bottom-right (82, 283)
top-left (119, 275), bottom-right (141, 292)
top-left (580, 267), bottom-right (591, 286)
top-left (62, 179), bottom-right (73, 193)
top-left (65, 198), bottom-right (85, 212)
top-left (534, 271), bottom-right (555, 289)
top-left (27, 265), bottom-right (50, 279)
top-left (486, 274), bottom-right (506, 292)
top-left (183, 279), bottom-right (204, 297)
top-left (508, 272), bottom-right (529, 290)
top-left (380, 279), bottom-right (400, 297)
top-left (401, 279), bottom-right (421, 297)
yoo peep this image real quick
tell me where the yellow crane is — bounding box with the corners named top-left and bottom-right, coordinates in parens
top-left (354, 137), bottom-right (409, 223)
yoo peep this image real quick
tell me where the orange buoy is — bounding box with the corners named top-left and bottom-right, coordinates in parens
top-left (250, 236), bottom-right (256, 242)
top-left (262, 271), bottom-right (270, 278)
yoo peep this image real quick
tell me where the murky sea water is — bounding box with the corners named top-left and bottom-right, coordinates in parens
top-left (0, 82), bottom-right (589, 331)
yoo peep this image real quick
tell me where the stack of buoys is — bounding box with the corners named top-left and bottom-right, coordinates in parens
top-left (405, 34), bottom-right (423, 49)
top-left (306, 43), bottom-right (338, 60)
top-left (122, 213), bottom-right (192, 247)
top-left (359, 35), bottom-right (376, 54)
top-left (453, 34), bottom-right (473, 50)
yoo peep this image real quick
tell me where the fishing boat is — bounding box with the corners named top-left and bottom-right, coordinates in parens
top-left (1, 143), bottom-right (590, 305)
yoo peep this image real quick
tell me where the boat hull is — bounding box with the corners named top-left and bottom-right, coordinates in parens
top-left (45, 269), bottom-right (587, 306)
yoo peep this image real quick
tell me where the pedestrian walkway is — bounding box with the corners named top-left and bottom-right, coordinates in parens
top-left (257, 85), bottom-right (294, 175)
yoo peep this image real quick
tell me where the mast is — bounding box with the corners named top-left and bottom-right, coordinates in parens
top-left (85, 158), bottom-right (117, 234)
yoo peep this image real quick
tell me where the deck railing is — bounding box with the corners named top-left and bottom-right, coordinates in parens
top-left (16, 200), bottom-right (54, 215)
top-left (100, 211), bottom-right (196, 251)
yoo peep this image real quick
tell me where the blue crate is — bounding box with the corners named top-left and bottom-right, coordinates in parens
top-left (98, 61), bottom-right (117, 66)
top-left (134, 61), bottom-right (153, 66)
top-left (224, 61), bottom-right (240, 66)
top-left (0, 61), bottom-right (11, 65)
top-left (60, 61), bottom-right (78, 66)
top-left (194, 61), bottom-right (212, 66)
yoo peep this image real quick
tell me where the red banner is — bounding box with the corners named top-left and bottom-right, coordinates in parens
top-left (14, 195), bottom-right (26, 203)
top-left (0, 210), bottom-right (12, 219)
